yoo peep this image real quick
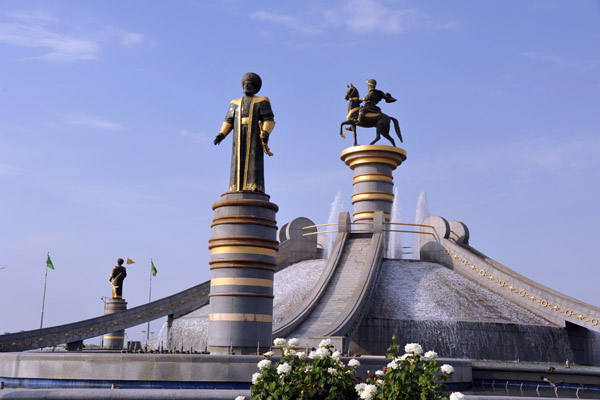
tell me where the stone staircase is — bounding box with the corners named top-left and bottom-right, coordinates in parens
top-left (287, 234), bottom-right (372, 340)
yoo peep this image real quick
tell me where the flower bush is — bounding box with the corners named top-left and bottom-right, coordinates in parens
top-left (250, 338), bottom-right (360, 399)
top-left (249, 336), bottom-right (464, 400)
top-left (359, 336), bottom-right (460, 400)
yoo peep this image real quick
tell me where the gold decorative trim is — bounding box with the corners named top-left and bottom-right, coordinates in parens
top-left (243, 96), bottom-right (257, 190)
top-left (209, 258), bottom-right (276, 267)
top-left (351, 191), bottom-right (395, 203)
top-left (341, 145), bottom-right (407, 155)
top-left (353, 173), bottom-right (393, 184)
top-left (346, 107), bottom-right (360, 120)
top-left (208, 236), bottom-right (278, 250)
top-left (210, 277), bottom-right (273, 287)
top-left (103, 335), bottom-right (125, 339)
top-left (209, 292), bottom-right (274, 298)
top-left (211, 215), bottom-right (277, 229)
top-left (210, 246), bottom-right (276, 257)
top-left (262, 120), bottom-right (275, 134)
top-left (444, 248), bottom-right (600, 328)
top-left (212, 199), bottom-right (279, 212)
top-left (353, 211), bottom-right (391, 221)
top-left (210, 263), bottom-right (275, 271)
top-left (347, 157), bottom-right (403, 169)
top-left (209, 313), bottom-right (272, 322)
top-left (254, 96), bottom-right (269, 103)
top-left (219, 122), bottom-right (233, 136)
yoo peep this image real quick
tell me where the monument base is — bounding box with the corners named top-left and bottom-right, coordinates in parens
top-left (207, 191), bottom-right (278, 355)
top-left (102, 298), bottom-right (127, 349)
top-left (340, 144), bottom-right (406, 223)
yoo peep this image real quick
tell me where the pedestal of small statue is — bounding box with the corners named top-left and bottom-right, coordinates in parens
top-left (102, 298), bottom-right (128, 349)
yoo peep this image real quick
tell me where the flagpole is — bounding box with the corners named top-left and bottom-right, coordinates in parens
top-left (147, 259), bottom-right (152, 343)
top-left (40, 253), bottom-right (49, 329)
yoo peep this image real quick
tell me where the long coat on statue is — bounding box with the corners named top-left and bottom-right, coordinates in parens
top-left (219, 95), bottom-right (275, 192)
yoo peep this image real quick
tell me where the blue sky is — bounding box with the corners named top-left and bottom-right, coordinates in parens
top-left (1, 1), bottom-right (599, 343)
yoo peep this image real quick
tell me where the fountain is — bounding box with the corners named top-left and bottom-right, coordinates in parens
top-left (387, 186), bottom-right (402, 259)
top-left (415, 190), bottom-right (430, 225)
top-left (320, 191), bottom-right (344, 259)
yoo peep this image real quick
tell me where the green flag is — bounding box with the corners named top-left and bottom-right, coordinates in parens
top-left (46, 253), bottom-right (55, 270)
top-left (151, 260), bottom-right (157, 277)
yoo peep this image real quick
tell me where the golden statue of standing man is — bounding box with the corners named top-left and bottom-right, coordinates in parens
top-left (213, 72), bottom-right (275, 193)
top-left (109, 258), bottom-right (127, 299)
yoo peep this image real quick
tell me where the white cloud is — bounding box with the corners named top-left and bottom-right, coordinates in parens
top-left (180, 130), bottom-right (212, 144)
top-left (120, 31), bottom-right (145, 47)
top-left (251, 11), bottom-right (321, 35)
top-left (7, 9), bottom-right (59, 24)
top-left (0, 10), bottom-right (144, 62)
top-left (64, 113), bottom-right (125, 131)
top-left (252, 0), bottom-right (457, 36)
top-left (334, 0), bottom-right (458, 34)
top-left (0, 163), bottom-right (21, 176)
top-left (522, 52), bottom-right (600, 72)
top-left (0, 22), bottom-right (100, 62)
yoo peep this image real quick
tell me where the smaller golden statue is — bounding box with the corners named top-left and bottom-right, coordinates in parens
top-left (109, 258), bottom-right (127, 299)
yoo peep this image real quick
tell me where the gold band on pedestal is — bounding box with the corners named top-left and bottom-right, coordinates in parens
top-left (353, 173), bottom-right (394, 184)
top-left (210, 246), bottom-right (276, 256)
top-left (210, 277), bottom-right (274, 287)
top-left (353, 211), bottom-right (391, 221)
top-left (209, 313), bottom-right (272, 322)
top-left (351, 191), bottom-right (395, 204)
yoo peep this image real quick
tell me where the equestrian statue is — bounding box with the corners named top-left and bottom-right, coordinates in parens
top-left (340, 79), bottom-right (403, 146)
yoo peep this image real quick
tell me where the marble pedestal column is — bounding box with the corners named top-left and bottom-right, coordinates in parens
top-left (207, 191), bottom-right (278, 354)
top-left (340, 145), bottom-right (406, 224)
top-left (103, 298), bottom-right (127, 349)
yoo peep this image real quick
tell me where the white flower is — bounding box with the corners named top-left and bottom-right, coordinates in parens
top-left (251, 372), bottom-right (262, 384)
top-left (313, 347), bottom-right (330, 359)
top-left (308, 351), bottom-right (317, 359)
top-left (327, 367), bottom-right (338, 375)
top-left (332, 350), bottom-right (341, 360)
top-left (348, 358), bottom-right (360, 368)
top-left (449, 392), bottom-right (465, 400)
top-left (404, 343), bottom-right (423, 355)
top-left (288, 337), bottom-right (300, 348)
top-left (304, 365), bottom-right (313, 372)
top-left (375, 370), bottom-right (384, 376)
top-left (263, 351), bottom-right (274, 358)
top-left (284, 348), bottom-right (296, 357)
top-left (257, 359), bottom-right (272, 370)
top-left (424, 350), bottom-right (438, 360)
top-left (441, 364), bottom-right (455, 375)
top-left (357, 383), bottom-right (377, 400)
top-left (319, 338), bottom-right (332, 348)
top-left (277, 362), bottom-right (292, 376)
top-left (235, 396), bottom-right (246, 400)
top-left (387, 360), bottom-right (399, 370)
top-left (398, 353), bottom-right (409, 361)
top-left (355, 383), bottom-right (366, 392)
top-left (273, 338), bottom-right (286, 347)
top-left (296, 351), bottom-right (306, 360)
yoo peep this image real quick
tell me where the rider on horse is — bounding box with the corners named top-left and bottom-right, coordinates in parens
top-left (357, 79), bottom-right (397, 125)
